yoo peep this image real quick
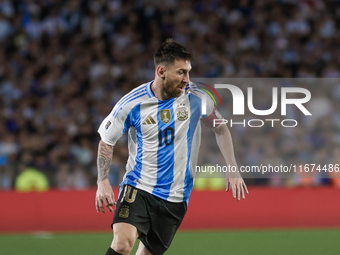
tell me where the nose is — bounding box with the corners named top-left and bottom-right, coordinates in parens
top-left (183, 73), bottom-right (190, 84)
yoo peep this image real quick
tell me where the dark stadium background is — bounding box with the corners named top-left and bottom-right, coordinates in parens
top-left (1, 1), bottom-right (340, 254)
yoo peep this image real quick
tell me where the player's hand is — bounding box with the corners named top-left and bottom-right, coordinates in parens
top-left (225, 173), bottom-right (249, 201)
top-left (95, 179), bottom-right (116, 214)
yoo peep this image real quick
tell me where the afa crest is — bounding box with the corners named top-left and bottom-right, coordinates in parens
top-left (119, 205), bottom-right (129, 218)
top-left (176, 104), bottom-right (188, 121)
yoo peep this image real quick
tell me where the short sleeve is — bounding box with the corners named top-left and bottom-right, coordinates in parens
top-left (97, 108), bottom-right (130, 146)
top-left (201, 92), bottom-right (215, 118)
top-left (201, 106), bottom-right (224, 129)
top-left (201, 92), bottom-right (224, 129)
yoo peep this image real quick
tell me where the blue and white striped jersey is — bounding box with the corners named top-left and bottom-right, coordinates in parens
top-left (98, 81), bottom-right (218, 203)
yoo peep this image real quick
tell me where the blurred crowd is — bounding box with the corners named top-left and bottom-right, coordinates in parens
top-left (1, 0), bottom-right (340, 191)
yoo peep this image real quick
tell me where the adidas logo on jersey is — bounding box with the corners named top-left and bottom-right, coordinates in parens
top-left (142, 116), bottom-right (156, 125)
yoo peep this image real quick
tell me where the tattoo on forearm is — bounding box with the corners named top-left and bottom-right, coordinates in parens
top-left (97, 140), bottom-right (114, 183)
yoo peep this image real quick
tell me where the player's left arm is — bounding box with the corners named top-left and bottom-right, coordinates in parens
top-left (199, 87), bottom-right (248, 200)
top-left (212, 123), bottom-right (249, 200)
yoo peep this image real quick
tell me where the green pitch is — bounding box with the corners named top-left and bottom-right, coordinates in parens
top-left (1, 230), bottom-right (340, 255)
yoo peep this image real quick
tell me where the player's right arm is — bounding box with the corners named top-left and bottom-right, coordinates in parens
top-left (95, 85), bottom-right (144, 213)
top-left (95, 140), bottom-right (115, 214)
top-left (95, 107), bottom-right (127, 214)
top-left (95, 94), bottom-right (136, 213)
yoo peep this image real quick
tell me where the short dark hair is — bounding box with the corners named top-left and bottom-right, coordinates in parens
top-left (154, 40), bottom-right (193, 66)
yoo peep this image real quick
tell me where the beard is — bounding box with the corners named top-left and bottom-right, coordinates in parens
top-left (162, 79), bottom-right (183, 99)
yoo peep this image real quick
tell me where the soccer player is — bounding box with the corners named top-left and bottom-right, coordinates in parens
top-left (96, 41), bottom-right (248, 255)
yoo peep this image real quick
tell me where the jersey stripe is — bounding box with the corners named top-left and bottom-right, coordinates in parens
top-left (153, 98), bottom-right (175, 199)
top-left (170, 97), bottom-right (190, 200)
top-left (124, 127), bottom-right (137, 174)
top-left (112, 86), bottom-right (146, 116)
top-left (136, 102), bottom-right (159, 193)
top-left (184, 94), bottom-right (201, 201)
top-left (187, 83), bottom-right (205, 95)
top-left (112, 86), bottom-right (145, 116)
top-left (114, 85), bottom-right (145, 110)
top-left (191, 88), bottom-right (205, 95)
top-left (113, 91), bottom-right (147, 117)
top-left (124, 104), bottom-right (143, 186)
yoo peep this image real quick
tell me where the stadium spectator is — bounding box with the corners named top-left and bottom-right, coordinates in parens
top-left (15, 164), bottom-right (49, 192)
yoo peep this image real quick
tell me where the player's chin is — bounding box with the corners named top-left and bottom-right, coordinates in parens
top-left (175, 86), bottom-right (185, 96)
top-left (173, 90), bottom-right (183, 97)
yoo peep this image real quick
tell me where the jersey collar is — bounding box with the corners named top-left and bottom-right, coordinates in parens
top-left (146, 80), bottom-right (155, 98)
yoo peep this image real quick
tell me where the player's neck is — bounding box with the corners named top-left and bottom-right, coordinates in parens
top-left (151, 78), bottom-right (171, 101)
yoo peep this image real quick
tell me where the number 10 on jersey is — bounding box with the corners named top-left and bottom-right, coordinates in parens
top-left (158, 127), bottom-right (174, 146)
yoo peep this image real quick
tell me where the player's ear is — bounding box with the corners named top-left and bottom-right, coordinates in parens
top-left (156, 65), bottom-right (166, 79)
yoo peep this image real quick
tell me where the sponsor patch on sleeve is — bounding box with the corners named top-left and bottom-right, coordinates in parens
top-left (105, 120), bottom-right (112, 130)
